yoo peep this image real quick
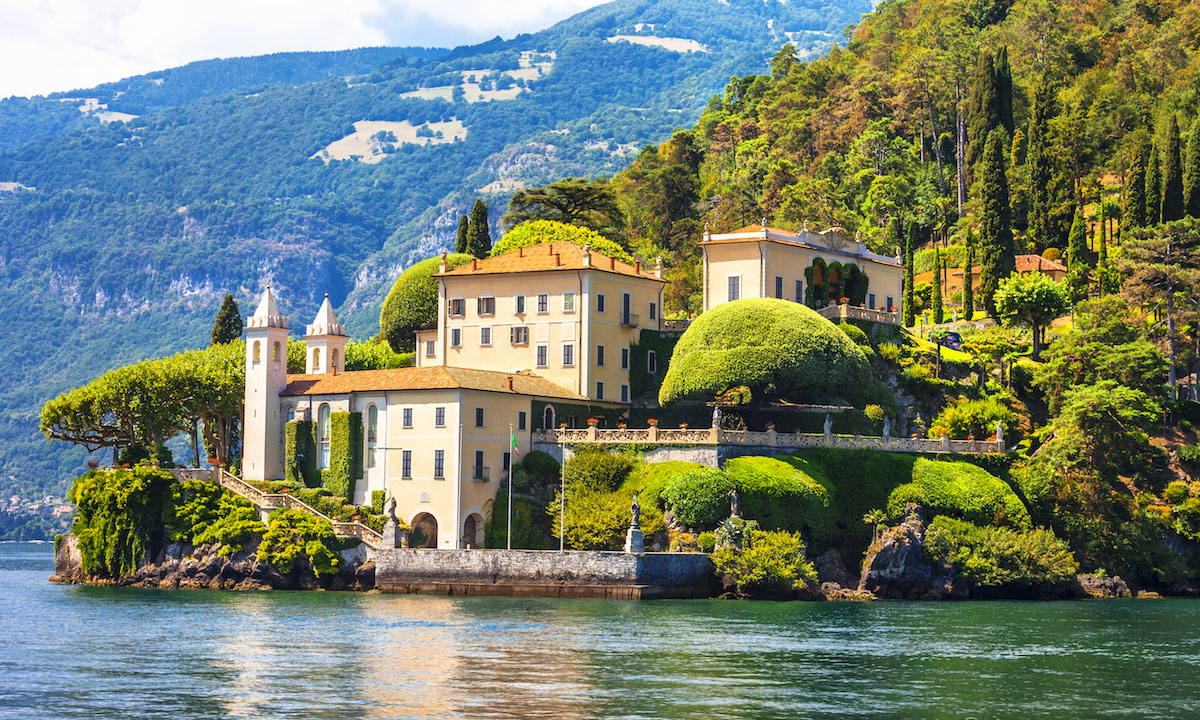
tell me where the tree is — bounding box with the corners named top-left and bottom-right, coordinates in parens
top-left (931, 244), bottom-right (944, 324)
top-left (490, 220), bottom-right (633, 263)
top-left (1146, 140), bottom-right (1162, 226)
top-left (210, 294), bottom-right (241, 346)
top-left (978, 128), bottom-right (1015, 317)
top-left (465, 199), bottom-right (492, 257)
top-left (1066, 206), bottom-right (1089, 302)
top-left (966, 49), bottom-right (999, 178)
top-left (1163, 116), bottom-right (1185, 222)
top-left (455, 214), bottom-right (469, 254)
top-left (501, 178), bottom-right (625, 239)
top-left (994, 46), bottom-right (1014, 137)
top-left (994, 272), bottom-right (1070, 359)
top-left (1120, 218), bottom-right (1200, 393)
top-left (379, 253), bottom-right (474, 352)
top-left (903, 222), bottom-right (916, 327)
top-left (1038, 381), bottom-right (1160, 476)
top-left (1185, 116), bottom-right (1200, 218)
top-left (770, 44), bottom-right (797, 79)
top-left (962, 228), bottom-right (976, 318)
top-left (1027, 73), bottom-right (1058, 250)
top-left (1125, 143), bottom-right (1149, 230)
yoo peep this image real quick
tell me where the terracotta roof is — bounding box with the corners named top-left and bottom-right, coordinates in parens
top-left (704, 225), bottom-right (902, 267)
top-left (281, 365), bottom-right (591, 401)
top-left (437, 242), bottom-right (664, 282)
top-left (952, 254), bottom-right (1068, 278)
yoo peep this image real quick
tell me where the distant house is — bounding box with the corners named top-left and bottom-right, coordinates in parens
top-left (916, 254), bottom-right (1068, 303)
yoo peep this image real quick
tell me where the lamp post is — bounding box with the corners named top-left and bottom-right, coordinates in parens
top-left (507, 422), bottom-right (513, 551)
top-left (559, 430), bottom-right (566, 552)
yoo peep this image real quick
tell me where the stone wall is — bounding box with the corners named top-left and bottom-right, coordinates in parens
top-left (372, 548), bottom-right (716, 599)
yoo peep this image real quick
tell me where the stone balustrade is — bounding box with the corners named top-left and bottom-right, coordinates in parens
top-left (816, 302), bottom-right (901, 326)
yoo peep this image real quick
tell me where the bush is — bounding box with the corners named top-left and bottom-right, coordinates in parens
top-left (1180, 444), bottom-right (1200, 469)
top-left (69, 467), bottom-right (176, 577)
top-left (520, 450), bottom-right (560, 481)
top-left (697, 531), bottom-right (716, 553)
top-left (659, 298), bottom-right (872, 406)
top-left (564, 448), bottom-right (636, 493)
top-left (662, 468), bottom-right (735, 528)
top-left (864, 404), bottom-right (886, 428)
top-left (714, 515), bottom-right (759, 549)
top-left (929, 395), bottom-right (1021, 441)
top-left (550, 486), bottom-right (665, 550)
top-left (379, 253), bottom-right (473, 352)
top-left (790, 448), bottom-right (916, 551)
top-left (625, 460), bottom-right (705, 505)
top-left (1165, 480), bottom-right (1191, 505)
top-left (924, 516), bottom-right (1077, 587)
top-left (169, 480), bottom-right (264, 556)
top-left (257, 509), bottom-right (341, 577)
top-left (886, 459), bottom-right (1030, 528)
top-left (371, 490), bottom-right (385, 515)
top-left (491, 220), bottom-right (633, 263)
top-left (711, 529), bottom-right (818, 597)
top-left (838, 322), bottom-right (870, 347)
top-left (722, 456), bottom-right (830, 536)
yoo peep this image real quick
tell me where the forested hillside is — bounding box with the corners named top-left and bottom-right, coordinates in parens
top-left (0, 0), bottom-right (866, 499)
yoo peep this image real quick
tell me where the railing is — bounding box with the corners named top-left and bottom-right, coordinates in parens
top-left (473, 466), bottom-right (490, 482)
top-left (817, 303), bottom-right (901, 326)
top-left (619, 313), bottom-right (640, 328)
top-left (534, 426), bottom-right (1004, 455)
top-left (173, 468), bottom-right (383, 549)
top-left (661, 318), bottom-right (692, 334)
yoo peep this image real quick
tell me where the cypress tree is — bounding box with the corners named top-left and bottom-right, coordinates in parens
top-left (966, 48), bottom-right (1000, 177)
top-left (978, 128), bottom-right (1015, 317)
top-left (903, 222), bottom-right (916, 328)
top-left (995, 46), bottom-right (1014, 137)
top-left (962, 228), bottom-right (976, 319)
top-left (1162, 115), bottom-right (1185, 221)
top-left (1125, 143), bottom-right (1148, 229)
top-left (1027, 73), bottom-right (1056, 250)
top-left (455, 214), bottom-right (469, 254)
top-left (210, 294), bottom-right (242, 346)
top-left (1186, 116), bottom-right (1200, 218)
top-left (1067, 206), bottom-right (1089, 269)
top-left (931, 244), bottom-right (944, 324)
top-left (1146, 140), bottom-right (1162, 226)
top-left (465, 199), bottom-right (492, 257)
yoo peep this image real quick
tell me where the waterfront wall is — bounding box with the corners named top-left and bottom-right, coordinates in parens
top-left (372, 548), bottom-right (717, 599)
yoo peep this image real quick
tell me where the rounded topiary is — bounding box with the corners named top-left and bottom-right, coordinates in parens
top-left (662, 468), bottom-right (735, 528)
top-left (520, 450), bottom-right (560, 480)
top-left (491, 220), bottom-right (633, 263)
top-left (379, 253), bottom-right (473, 352)
top-left (659, 298), bottom-right (872, 406)
top-left (838, 322), bottom-right (870, 347)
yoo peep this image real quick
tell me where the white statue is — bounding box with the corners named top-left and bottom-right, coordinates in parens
top-left (995, 421), bottom-right (1004, 443)
top-left (824, 414), bottom-right (833, 435)
top-left (883, 416), bottom-right (891, 437)
top-left (712, 405), bottom-right (722, 429)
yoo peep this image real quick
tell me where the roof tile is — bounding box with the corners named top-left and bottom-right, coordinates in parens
top-left (437, 242), bottom-right (663, 282)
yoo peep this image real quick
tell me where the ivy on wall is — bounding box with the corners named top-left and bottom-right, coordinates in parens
top-left (629, 329), bottom-right (677, 400)
top-left (322, 411), bottom-right (362, 503)
top-left (285, 420), bottom-right (318, 488)
top-left (804, 258), bottom-right (870, 307)
top-left (532, 400), bottom-right (624, 429)
top-left (68, 467), bottom-right (175, 577)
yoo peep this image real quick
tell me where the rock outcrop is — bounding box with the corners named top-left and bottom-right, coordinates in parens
top-left (1078, 574), bottom-right (1132, 598)
top-left (858, 504), bottom-right (960, 600)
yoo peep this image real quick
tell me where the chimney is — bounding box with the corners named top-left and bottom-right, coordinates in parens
top-left (609, 257), bottom-right (615, 270)
top-left (472, 258), bottom-right (478, 271)
top-left (582, 242), bottom-right (591, 267)
top-left (655, 256), bottom-right (664, 279)
top-left (554, 253), bottom-right (561, 267)
top-left (518, 246), bottom-right (524, 258)
top-left (635, 260), bottom-right (641, 274)
top-left (548, 243), bottom-right (554, 255)
top-left (506, 376), bottom-right (514, 391)
top-left (439, 252), bottom-right (447, 273)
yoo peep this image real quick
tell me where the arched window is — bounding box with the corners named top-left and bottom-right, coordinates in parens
top-left (318, 403), bottom-right (331, 469)
top-left (543, 405), bottom-right (555, 430)
top-left (366, 405), bottom-right (378, 469)
top-left (312, 347), bottom-right (321, 373)
top-left (331, 348), bottom-right (340, 373)
top-left (272, 341), bottom-right (281, 365)
top-left (252, 341), bottom-right (261, 363)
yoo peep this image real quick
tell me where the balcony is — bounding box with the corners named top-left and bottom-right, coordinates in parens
top-left (472, 466), bottom-right (490, 482)
top-left (619, 313), bottom-right (640, 328)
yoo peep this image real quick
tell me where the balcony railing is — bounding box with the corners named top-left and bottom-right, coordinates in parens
top-left (473, 466), bottom-right (490, 481)
top-left (619, 313), bottom-right (640, 328)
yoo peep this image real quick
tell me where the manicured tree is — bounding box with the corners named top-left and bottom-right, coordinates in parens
top-left (994, 46), bottom-right (1014, 137)
top-left (1027, 73), bottom-right (1057, 251)
top-left (490, 220), bottom-right (633, 263)
top-left (210, 294), bottom-right (241, 346)
top-left (903, 222), bottom-right (916, 327)
top-left (378, 253), bottom-right (474, 352)
top-left (931, 244), bottom-right (944, 324)
top-left (993, 273), bottom-right (1070, 359)
top-left (978, 129), bottom-right (1015, 317)
top-left (1162, 115), bottom-right (1185, 222)
top-left (1125, 142), bottom-right (1149, 230)
top-left (465, 198), bottom-right (492, 257)
top-left (1146, 140), bottom-right (1162, 226)
top-left (963, 228), bottom-right (976, 318)
top-left (1066, 206), bottom-right (1089, 302)
top-left (1186, 116), bottom-right (1200, 218)
top-left (455, 214), bottom-right (469, 254)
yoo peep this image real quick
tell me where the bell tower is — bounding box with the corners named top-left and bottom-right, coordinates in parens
top-left (305, 293), bottom-right (347, 374)
top-left (242, 286), bottom-right (289, 481)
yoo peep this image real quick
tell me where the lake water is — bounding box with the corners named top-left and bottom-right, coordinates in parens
top-left (2, 542), bottom-right (1198, 719)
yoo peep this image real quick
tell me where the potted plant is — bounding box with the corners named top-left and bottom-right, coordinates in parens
top-left (617, 421), bottom-right (627, 429)
top-left (647, 418), bottom-right (659, 427)
top-left (679, 422), bottom-right (689, 430)
top-left (86, 460), bottom-right (99, 469)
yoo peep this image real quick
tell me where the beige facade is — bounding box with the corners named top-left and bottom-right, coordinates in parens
top-left (701, 224), bottom-right (904, 320)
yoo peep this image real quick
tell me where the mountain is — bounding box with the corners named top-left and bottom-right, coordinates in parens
top-left (0, 0), bottom-right (870, 500)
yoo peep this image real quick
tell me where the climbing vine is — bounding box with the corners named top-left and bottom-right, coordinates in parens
top-left (322, 411), bottom-right (362, 503)
top-left (68, 467), bottom-right (175, 577)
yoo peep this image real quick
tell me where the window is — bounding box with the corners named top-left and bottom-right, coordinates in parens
top-left (727, 275), bottom-right (740, 301)
top-left (537, 293), bottom-right (549, 313)
top-left (286, 407), bottom-right (295, 422)
top-left (543, 405), bottom-right (555, 429)
top-left (449, 297), bottom-right (465, 316)
top-left (425, 339), bottom-right (436, 357)
top-left (401, 450), bottom-right (412, 478)
top-left (474, 450), bottom-right (485, 479)
top-left (536, 344), bottom-right (548, 367)
top-left (562, 343), bottom-right (575, 367)
top-left (272, 341), bottom-right (281, 364)
top-left (434, 449), bottom-right (445, 478)
top-left (775, 275), bottom-right (784, 299)
top-left (450, 328), bottom-right (462, 348)
top-left (510, 326), bottom-right (529, 345)
top-left (648, 350), bottom-right (657, 374)
top-left (649, 301), bottom-right (658, 321)
top-left (563, 291), bottom-right (576, 312)
top-left (312, 347), bottom-right (321, 371)
top-left (331, 348), bottom-right (339, 373)
top-left (620, 384), bottom-right (629, 403)
top-left (518, 410), bottom-right (527, 431)
top-left (868, 292), bottom-right (876, 310)
top-left (318, 404), bottom-right (331, 469)
top-left (596, 381), bottom-right (605, 400)
top-left (477, 296), bottom-right (495, 316)
top-left (480, 326), bottom-right (492, 346)
top-left (795, 279), bottom-right (804, 303)
top-left (596, 344), bottom-right (605, 367)
top-left (886, 295), bottom-right (895, 312)
top-left (475, 407), bottom-right (484, 427)
top-left (252, 341), bottom-right (261, 363)
top-left (620, 347), bottom-right (630, 370)
top-left (502, 451), bottom-right (511, 473)
top-left (515, 294), bottom-right (526, 314)
top-left (435, 407), bottom-right (445, 427)
top-left (366, 405), bottom-right (378, 469)
top-left (597, 293), bottom-right (606, 313)
top-left (402, 407), bottom-right (413, 428)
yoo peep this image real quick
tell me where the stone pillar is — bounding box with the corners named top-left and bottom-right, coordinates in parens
top-left (625, 526), bottom-right (644, 554)
top-left (648, 419), bottom-right (659, 443)
top-left (766, 422), bottom-right (776, 446)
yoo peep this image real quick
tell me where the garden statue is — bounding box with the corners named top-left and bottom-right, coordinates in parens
top-left (712, 405), bottom-right (722, 428)
top-left (387, 496), bottom-right (398, 525)
top-left (995, 421), bottom-right (1004, 444)
top-left (383, 496), bottom-right (404, 549)
top-left (630, 494), bottom-right (641, 528)
top-left (883, 416), bottom-right (891, 437)
top-left (824, 414), bottom-right (833, 436)
top-left (625, 495), bottom-right (645, 553)
top-left (729, 487), bottom-right (740, 518)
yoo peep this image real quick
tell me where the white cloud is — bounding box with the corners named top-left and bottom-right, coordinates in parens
top-left (0, 0), bottom-right (607, 98)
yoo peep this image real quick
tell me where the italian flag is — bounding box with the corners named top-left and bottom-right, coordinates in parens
top-left (510, 426), bottom-right (521, 458)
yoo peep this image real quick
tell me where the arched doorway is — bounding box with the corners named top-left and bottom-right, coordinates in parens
top-left (462, 513), bottom-right (484, 548)
top-left (543, 405), bottom-right (556, 430)
top-left (411, 512), bottom-right (438, 548)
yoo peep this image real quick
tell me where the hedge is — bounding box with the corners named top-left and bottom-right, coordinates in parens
top-left (322, 411), bottom-right (362, 503)
top-left (285, 420), bottom-right (318, 488)
top-left (886, 458), bottom-right (1030, 529)
top-left (723, 456), bottom-right (831, 539)
top-left (564, 447), bottom-right (636, 493)
top-left (662, 468), bottom-right (734, 528)
top-left (68, 467), bottom-right (176, 577)
top-left (625, 460), bottom-right (704, 505)
top-left (790, 448), bottom-right (917, 551)
top-left (379, 253), bottom-right (473, 352)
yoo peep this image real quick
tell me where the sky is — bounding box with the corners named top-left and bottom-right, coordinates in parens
top-left (0, 0), bottom-right (610, 98)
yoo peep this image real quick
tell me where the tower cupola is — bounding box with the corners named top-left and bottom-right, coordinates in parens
top-left (304, 293), bottom-right (347, 374)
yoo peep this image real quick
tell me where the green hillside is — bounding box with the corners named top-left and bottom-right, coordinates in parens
top-left (0, 0), bottom-right (868, 499)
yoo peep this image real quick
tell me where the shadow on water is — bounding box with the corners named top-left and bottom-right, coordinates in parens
top-left (3, 542), bottom-right (1200, 719)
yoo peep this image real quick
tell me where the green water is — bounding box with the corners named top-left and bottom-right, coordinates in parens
top-left (2, 542), bottom-right (1196, 719)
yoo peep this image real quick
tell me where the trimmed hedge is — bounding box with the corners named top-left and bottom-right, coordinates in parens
top-left (723, 456), bottom-right (831, 538)
top-left (887, 458), bottom-right (1030, 529)
top-left (379, 253), bottom-right (473, 352)
top-left (322, 411), bottom-right (362, 503)
top-left (662, 468), bottom-right (734, 528)
top-left (659, 298), bottom-right (872, 406)
top-left (791, 448), bottom-right (917, 551)
top-left (285, 420), bottom-right (318, 488)
top-left (564, 447), bottom-right (635, 493)
top-left (625, 460), bottom-right (704, 505)
top-left (491, 220), bottom-right (633, 263)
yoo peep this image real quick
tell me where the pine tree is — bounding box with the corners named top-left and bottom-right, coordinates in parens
top-left (465, 199), bottom-right (492, 257)
top-left (931, 244), bottom-right (944, 324)
top-left (1162, 115), bottom-right (1185, 222)
top-left (962, 228), bottom-right (975, 319)
top-left (1027, 73), bottom-right (1057, 250)
top-left (903, 222), bottom-right (916, 328)
top-left (1125, 143), bottom-right (1148, 230)
top-left (1186, 116), bottom-right (1200, 218)
top-left (979, 128), bottom-right (1015, 317)
top-left (994, 46), bottom-right (1014, 137)
top-left (210, 294), bottom-right (241, 346)
top-left (966, 48), bottom-right (1000, 178)
top-left (1146, 139), bottom-right (1162, 226)
top-left (455, 214), bottom-right (469, 254)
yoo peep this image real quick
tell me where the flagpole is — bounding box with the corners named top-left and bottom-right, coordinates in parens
top-left (507, 422), bottom-right (513, 551)
top-left (559, 431), bottom-right (565, 552)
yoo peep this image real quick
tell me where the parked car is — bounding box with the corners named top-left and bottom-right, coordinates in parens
top-left (934, 331), bottom-right (963, 351)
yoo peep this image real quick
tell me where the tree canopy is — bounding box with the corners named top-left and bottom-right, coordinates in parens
top-left (502, 178), bottom-right (625, 240)
top-left (379, 253), bottom-right (473, 352)
top-left (993, 272), bottom-right (1069, 359)
top-left (490, 220), bottom-right (634, 263)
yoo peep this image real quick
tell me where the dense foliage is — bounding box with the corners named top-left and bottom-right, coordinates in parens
top-left (379, 254), bottom-right (473, 352)
top-left (711, 528), bottom-right (818, 597)
top-left (489, 220), bottom-right (633, 263)
top-left (256, 508), bottom-right (342, 577)
top-left (886, 459), bottom-right (1029, 529)
top-left (924, 517), bottom-right (1077, 588)
top-left (68, 467), bottom-right (176, 577)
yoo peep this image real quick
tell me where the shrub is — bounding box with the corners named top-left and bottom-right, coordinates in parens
top-left (929, 396), bottom-right (1021, 441)
top-left (486, 492), bottom-right (549, 549)
top-left (864, 404), bottom-right (886, 428)
top-left (662, 468), bottom-right (735, 528)
top-left (711, 529), bottom-right (818, 597)
top-left (838, 322), bottom-right (870, 347)
top-left (491, 220), bottom-right (633, 263)
top-left (257, 509), bottom-right (341, 577)
top-left (549, 487), bottom-right (665, 550)
top-left (714, 515), bottom-right (759, 549)
top-left (625, 460), bottom-right (705, 505)
top-left (371, 490), bottom-right (385, 515)
top-left (791, 448), bottom-right (916, 551)
top-left (903, 363), bottom-right (932, 384)
top-left (520, 450), bottom-right (561, 481)
top-left (564, 448), bottom-right (636, 493)
top-left (722, 456), bottom-right (830, 536)
top-left (924, 516), bottom-right (1077, 587)
top-left (69, 467), bottom-right (176, 577)
top-left (697, 531), bottom-right (716, 553)
top-left (1165, 480), bottom-right (1191, 505)
top-left (1180, 444), bottom-right (1200, 469)
top-left (169, 480), bottom-right (264, 555)
top-left (886, 459), bottom-right (1030, 528)
top-left (659, 298), bottom-right (872, 406)
top-left (379, 253), bottom-right (473, 352)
